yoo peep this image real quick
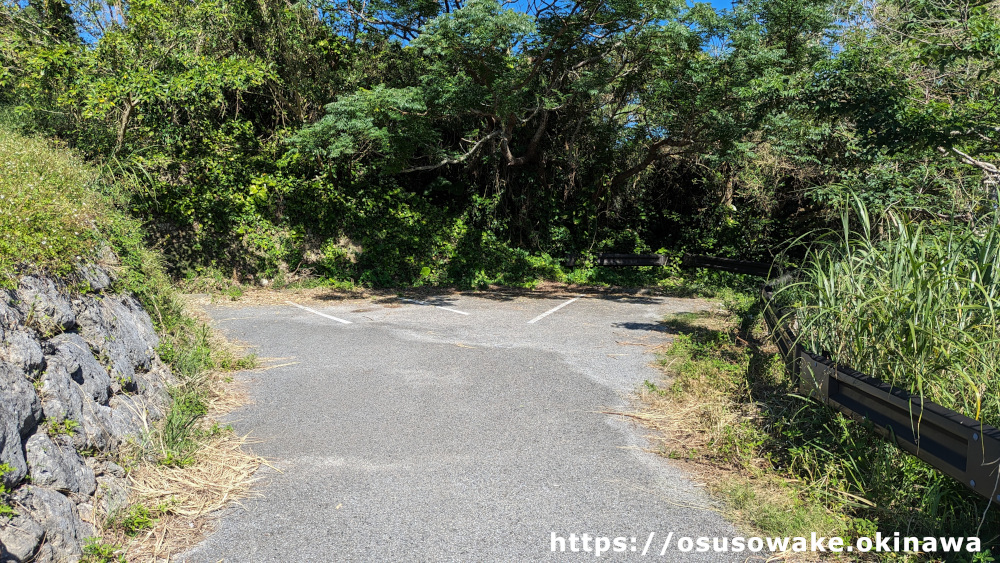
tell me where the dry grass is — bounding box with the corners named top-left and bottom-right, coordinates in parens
top-left (632, 384), bottom-right (735, 463)
top-left (623, 312), bottom-right (747, 459)
top-left (192, 281), bottom-right (683, 309)
top-left (86, 307), bottom-right (265, 562)
top-left (100, 364), bottom-right (265, 562)
top-left (231, 286), bottom-right (375, 306)
top-left (622, 308), bottom-right (845, 546)
top-left (111, 432), bottom-right (265, 562)
top-left (629, 311), bottom-right (753, 464)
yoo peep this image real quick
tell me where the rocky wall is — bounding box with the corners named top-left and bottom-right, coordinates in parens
top-left (0, 267), bottom-right (176, 562)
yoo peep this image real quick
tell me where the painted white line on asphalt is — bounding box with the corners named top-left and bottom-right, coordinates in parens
top-left (400, 298), bottom-right (470, 315)
top-left (286, 301), bottom-right (352, 324)
top-left (527, 295), bottom-right (583, 324)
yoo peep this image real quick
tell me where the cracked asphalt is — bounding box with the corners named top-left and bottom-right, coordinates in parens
top-left (181, 291), bottom-right (743, 562)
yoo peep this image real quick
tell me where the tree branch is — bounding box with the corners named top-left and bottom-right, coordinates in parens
top-left (939, 146), bottom-right (1000, 174)
top-left (402, 130), bottom-right (501, 172)
top-left (610, 138), bottom-right (693, 187)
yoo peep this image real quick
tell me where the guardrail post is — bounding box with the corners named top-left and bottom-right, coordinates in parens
top-left (798, 350), bottom-right (834, 401)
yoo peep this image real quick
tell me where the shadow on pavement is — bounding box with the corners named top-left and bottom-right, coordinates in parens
top-left (611, 321), bottom-right (672, 333)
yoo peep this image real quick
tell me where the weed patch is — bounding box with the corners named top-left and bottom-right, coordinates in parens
top-left (81, 537), bottom-right (126, 563)
top-left (787, 202), bottom-right (1000, 428)
top-left (0, 463), bottom-right (17, 518)
top-left (47, 418), bottom-right (81, 438)
top-left (108, 503), bottom-right (157, 536)
top-left (721, 480), bottom-right (843, 538)
top-left (632, 299), bottom-right (1000, 556)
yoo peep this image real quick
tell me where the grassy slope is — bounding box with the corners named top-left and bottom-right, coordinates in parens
top-left (0, 122), bottom-right (259, 561)
top-left (0, 126), bottom-right (110, 285)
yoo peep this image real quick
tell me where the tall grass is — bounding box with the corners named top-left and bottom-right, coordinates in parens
top-left (787, 200), bottom-right (1000, 426)
top-left (639, 300), bottom-right (1000, 545)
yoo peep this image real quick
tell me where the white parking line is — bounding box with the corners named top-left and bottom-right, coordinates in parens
top-left (286, 301), bottom-right (352, 324)
top-left (400, 298), bottom-right (470, 315)
top-left (527, 295), bottom-right (583, 324)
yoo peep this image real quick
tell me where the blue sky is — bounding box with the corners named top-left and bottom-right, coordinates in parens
top-left (705, 0), bottom-right (737, 10)
top-left (48, 0), bottom-right (742, 44)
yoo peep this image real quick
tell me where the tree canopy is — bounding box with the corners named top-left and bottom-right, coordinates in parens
top-left (2, 0), bottom-right (997, 284)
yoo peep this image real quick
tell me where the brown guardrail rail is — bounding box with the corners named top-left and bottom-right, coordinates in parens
top-left (569, 251), bottom-right (1000, 503)
top-left (564, 253), bottom-right (668, 267)
top-left (564, 253), bottom-right (772, 275)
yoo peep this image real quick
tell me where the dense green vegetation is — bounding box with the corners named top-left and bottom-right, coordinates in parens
top-left (3, 0), bottom-right (996, 287)
top-left (3, 0), bottom-right (1000, 549)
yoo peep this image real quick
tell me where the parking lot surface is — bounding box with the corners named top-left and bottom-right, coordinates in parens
top-left (183, 291), bottom-right (742, 561)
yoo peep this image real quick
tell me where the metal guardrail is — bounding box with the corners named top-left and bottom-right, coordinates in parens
top-left (565, 253), bottom-right (771, 274)
top-left (596, 253), bottom-right (671, 267)
top-left (763, 288), bottom-right (1000, 505)
top-left (574, 251), bottom-right (1000, 504)
top-left (681, 254), bottom-right (773, 277)
top-left (564, 253), bottom-right (668, 267)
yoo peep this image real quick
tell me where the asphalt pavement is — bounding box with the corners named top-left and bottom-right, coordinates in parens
top-left (181, 291), bottom-right (744, 562)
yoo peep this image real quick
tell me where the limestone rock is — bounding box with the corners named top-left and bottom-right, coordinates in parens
top-left (132, 361), bottom-right (173, 412)
top-left (75, 403), bottom-right (116, 452)
top-left (0, 508), bottom-right (45, 562)
top-left (0, 330), bottom-right (44, 376)
top-left (25, 433), bottom-right (97, 496)
top-left (0, 291), bottom-right (23, 327)
top-left (76, 502), bottom-right (95, 530)
top-left (75, 295), bottom-right (158, 385)
top-left (77, 264), bottom-right (111, 293)
top-left (7, 486), bottom-right (88, 562)
top-left (0, 362), bottom-right (42, 437)
top-left (95, 475), bottom-right (129, 519)
top-left (0, 402), bottom-right (27, 491)
top-left (106, 394), bottom-right (146, 441)
top-left (36, 360), bottom-right (116, 452)
top-left (99, 461), bottom-right (125, 479)
top-left (45, 333), bottom-right (112, 406)
top-left (14, 277), bottom-right (76, 332)
top-left (0, 361), bottom-right (42, 487)
top-left (0, 267), bottom-right (180, 562)
top-left (36, 365), bottom-right (85, 428)
top-left (0, 292), bottom-right (24, 347)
